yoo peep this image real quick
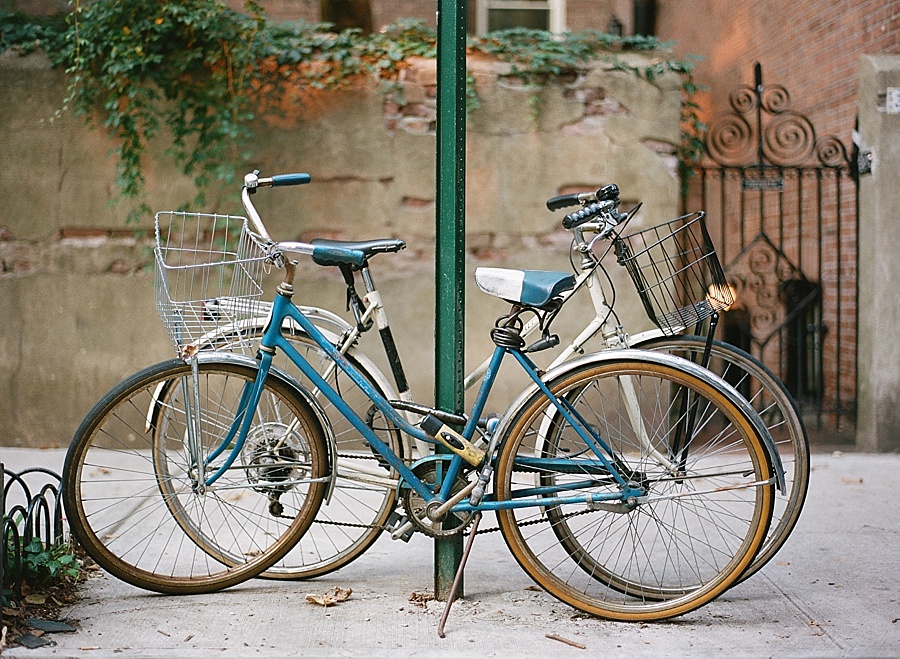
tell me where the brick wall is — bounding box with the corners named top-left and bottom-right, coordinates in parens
top-left (659, 0), bottom-right (897, 429)
top-left (657, 0), bottom-right (897, 145)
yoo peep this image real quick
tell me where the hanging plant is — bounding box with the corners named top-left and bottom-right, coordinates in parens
top-left (60, 0), bottom-right (267, 221)
top-left (1, 6), bottom-right (704, 219)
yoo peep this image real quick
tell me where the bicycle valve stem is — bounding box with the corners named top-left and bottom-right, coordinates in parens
top-left (421, 415), bottom-right (485, 466)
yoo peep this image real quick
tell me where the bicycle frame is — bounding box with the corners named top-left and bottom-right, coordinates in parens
top-left (189, 195), bottom-right (782, 498)
top-left (197, 274), bottom-right (646, 518)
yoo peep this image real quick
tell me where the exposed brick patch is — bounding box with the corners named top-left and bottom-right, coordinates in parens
top-left (58, 227), bottom-right (108, 239)
top-left (401, 197), bottom-right (434, 210)
top-left (401, 57), bottom-right (437, 87)
top-left (108, 259), bottom-right (133, 275)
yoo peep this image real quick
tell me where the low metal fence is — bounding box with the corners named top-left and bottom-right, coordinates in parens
top-left (2, 465), bottom-right (65, 602)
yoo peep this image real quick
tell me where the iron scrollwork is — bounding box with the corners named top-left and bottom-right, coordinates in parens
top-left (705, 63), bottom-right (850, 168)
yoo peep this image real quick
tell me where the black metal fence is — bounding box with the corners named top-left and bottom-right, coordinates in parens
top-left (2, 465), bottom-right (65, 602)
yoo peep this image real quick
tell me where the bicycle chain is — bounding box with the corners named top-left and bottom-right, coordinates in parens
top-left (473, 506), bottom-right (595, 534)
top-left (310, 499), bottom-right (596, 533)
top-left (324, 452), bottom-right (597, 534)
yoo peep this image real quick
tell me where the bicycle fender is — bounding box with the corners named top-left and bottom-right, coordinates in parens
top-left (493, 349), bottom-right (785, 493)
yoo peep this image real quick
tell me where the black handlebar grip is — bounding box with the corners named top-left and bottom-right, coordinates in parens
top-left (562, 201), bottom-right (606, 229)
top-left (546, 193), bottom-right (583, 211)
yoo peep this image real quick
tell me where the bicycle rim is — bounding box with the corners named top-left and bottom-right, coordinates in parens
top-left (63, 359), bottom-right (327, 595)
top-left (636, 335), bottom-right (809, 581)
top-left (494, 357), bottom-right (774, 621)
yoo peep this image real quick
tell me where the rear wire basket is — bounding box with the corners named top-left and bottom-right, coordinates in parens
top-left (154, 212), bottom-right (269, 357)
top-left (615, 211), bottom-right (733, 335)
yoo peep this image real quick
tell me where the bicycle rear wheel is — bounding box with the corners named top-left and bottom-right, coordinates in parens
top-left (203, 325), bottom-right (403, 579)
top-left (634, 335), bottom-right (809, 582)
top-left (63, 358), bottom-right (328, 595)
top-left (494, 353), bottom-right (774, 621)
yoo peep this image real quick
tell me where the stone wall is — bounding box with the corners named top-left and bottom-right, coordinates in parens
top-left (0, 50), bottom-right (682, 447)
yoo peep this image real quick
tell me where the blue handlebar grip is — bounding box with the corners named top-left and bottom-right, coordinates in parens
top-left (311, 245), bottom-right (366, 268)
top-left (271, 173), bottom-right (311, 186)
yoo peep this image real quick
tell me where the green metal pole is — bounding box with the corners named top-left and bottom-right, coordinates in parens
top-left (434, 0), bottom-right (467, 601)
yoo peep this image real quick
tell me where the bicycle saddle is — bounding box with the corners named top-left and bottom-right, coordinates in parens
top-left (310, 238), bottom-right (406, 266)
top-left (475, 267), bottom-right (575, 308)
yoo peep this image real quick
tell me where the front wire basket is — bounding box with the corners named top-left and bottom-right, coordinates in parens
top-left (614, 211), bottom-right (734, 335)
top-left (154, 211), bottom-right (269, 357)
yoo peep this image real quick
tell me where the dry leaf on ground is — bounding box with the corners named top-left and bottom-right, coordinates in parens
top-left (305, 587), bottom-right (352, 607)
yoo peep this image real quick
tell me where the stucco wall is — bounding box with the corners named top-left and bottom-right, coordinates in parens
top-left (855, 55), bottom-right (900, 453)
top-left (0, 50), bottom-right (682, 447)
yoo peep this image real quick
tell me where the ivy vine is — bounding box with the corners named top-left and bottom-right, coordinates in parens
top-left (0, 4), bottom-right (705, 220)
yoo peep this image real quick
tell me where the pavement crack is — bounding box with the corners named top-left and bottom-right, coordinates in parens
top-left (759, 572), bottom-right (845, 650)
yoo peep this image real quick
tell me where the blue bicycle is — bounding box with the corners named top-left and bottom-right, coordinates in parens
top-left (64, 171), bottom-right (783, 622)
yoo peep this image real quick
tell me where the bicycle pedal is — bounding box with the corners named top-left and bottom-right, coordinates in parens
top-left (387, 512), bottom-right (414, 542)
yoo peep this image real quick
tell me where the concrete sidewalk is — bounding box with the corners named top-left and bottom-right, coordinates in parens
top-left (2, 448), bottom-right (899, 658)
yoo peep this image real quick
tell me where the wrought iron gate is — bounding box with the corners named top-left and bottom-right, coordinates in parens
top-left (684, 63), bottom-right (858, 430)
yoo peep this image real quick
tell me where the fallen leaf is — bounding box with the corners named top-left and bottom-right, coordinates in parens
top-left (306, 587), bottom-right (352, 607)
top-left (841, 477), bottom-right (863, 485)
top-left (24, 594), bottom-right (46, 605)
top-left (408, 591), bottom-right (435, 608)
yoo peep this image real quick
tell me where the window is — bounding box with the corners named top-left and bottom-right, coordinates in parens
top-left (475, 0), bottom-right (566, 35)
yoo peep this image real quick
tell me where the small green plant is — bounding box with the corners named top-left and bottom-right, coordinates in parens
top-left (20, 537), bottom-right (82, 587)
top-left (4, 535), bottom-right (82, 595)
top-left (3, 532), bottom-right (82, 608)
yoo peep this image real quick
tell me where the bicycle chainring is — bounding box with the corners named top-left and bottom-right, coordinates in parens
top-left (401, 461), bottom-right (473, 538)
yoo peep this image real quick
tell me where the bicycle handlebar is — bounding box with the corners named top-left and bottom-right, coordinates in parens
top-left (271, 173), bottom-right (311, 187)
top-left (562, 200), bottom-right (614, 229)
top-left (551, 183), bottom-right (627, 237)
top-left (546, 191), bottom-right (594, 211)
top-left (241, 170), bottom-right (366, 267)
top-left (547, 183), bottom-right (621, 212)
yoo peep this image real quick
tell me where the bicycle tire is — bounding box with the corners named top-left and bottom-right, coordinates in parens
top-left (63, 358), bottom-right (328, 595)
top-left (634, 335), bottom-right (809, 582)
top-left (493, 353), bottom-right (774, 621)
top-left (200, 325), bottom-right (403, 579)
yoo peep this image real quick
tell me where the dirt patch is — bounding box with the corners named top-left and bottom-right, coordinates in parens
top-left (1, 558), bottom-right (91, 649)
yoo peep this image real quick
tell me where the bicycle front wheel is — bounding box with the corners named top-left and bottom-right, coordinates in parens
top-left (494, 354), bottom-right (774, 621)
top-left (634, 335), bottom-right (809, 582)
top-left (63, 358), bottom-right (328, 595)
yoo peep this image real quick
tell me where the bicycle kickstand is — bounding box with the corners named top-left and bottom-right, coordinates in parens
top-left (437, 512), bottom-right (483, 639)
